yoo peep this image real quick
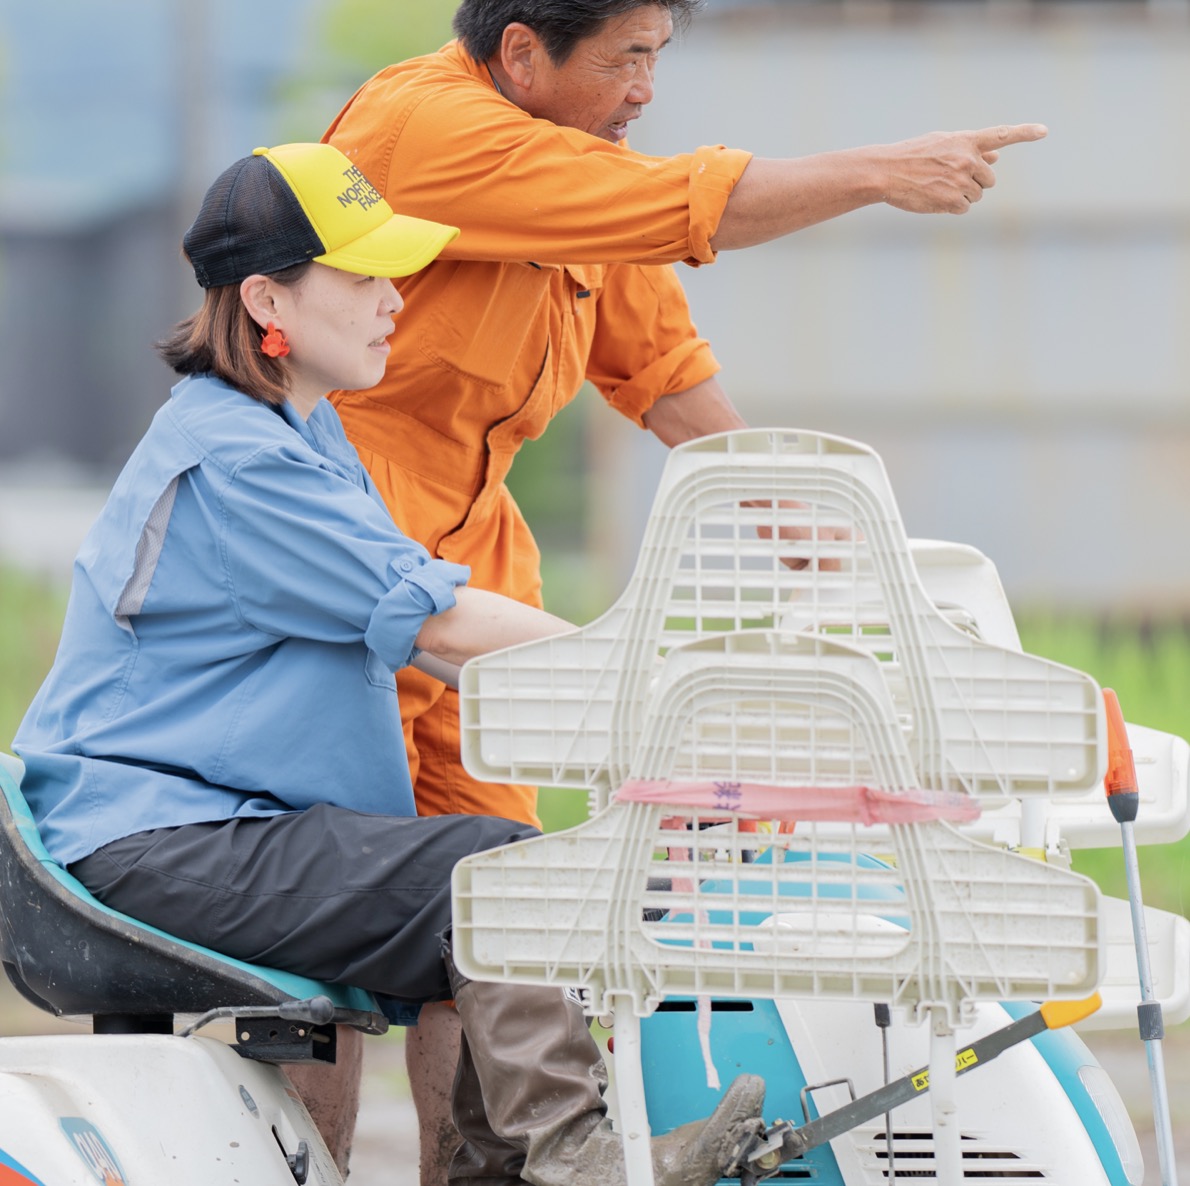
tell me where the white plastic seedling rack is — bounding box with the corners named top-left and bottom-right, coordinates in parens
top-left (459, 430), bottom-right (1105, 805)
top-left (451, 429), bottom-right (1184, 1184)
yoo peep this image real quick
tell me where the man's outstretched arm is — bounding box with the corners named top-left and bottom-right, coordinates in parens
top-left (710, 123), bottom-right (1048, 251)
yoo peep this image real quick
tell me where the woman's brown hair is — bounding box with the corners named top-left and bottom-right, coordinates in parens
top-left (155, 262), bottom-right (310, 406)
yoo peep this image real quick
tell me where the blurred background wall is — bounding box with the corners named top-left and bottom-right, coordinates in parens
top-left (0, 0), bottom-right (327, 477)
top-left (596, 1), bottom-right (1190, 612)
top-left (0, 0), bottom-right (1187, 618)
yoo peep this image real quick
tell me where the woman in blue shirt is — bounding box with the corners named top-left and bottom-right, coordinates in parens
top-left (14, 143), bottom-right (763, 1186)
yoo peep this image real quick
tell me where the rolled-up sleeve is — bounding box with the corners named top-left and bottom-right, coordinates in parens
top-left (220, 442), bottom-right (470, 665)
top-left (586, 262), bottom-right (723, 425)
top-left (364, 555), bottom-right (470, 671)
top-left (685, 145), bottom-right (750, 266)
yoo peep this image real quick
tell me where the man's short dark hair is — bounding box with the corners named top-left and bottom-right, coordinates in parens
top-left (453, 0), bottom-right (702, 65)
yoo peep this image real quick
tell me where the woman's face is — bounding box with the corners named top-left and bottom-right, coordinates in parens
top-left (273, 263), bottom-right (403, 416)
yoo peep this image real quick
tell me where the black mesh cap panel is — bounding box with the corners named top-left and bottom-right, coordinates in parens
top-left (183, 155), bottom-right (325, 289)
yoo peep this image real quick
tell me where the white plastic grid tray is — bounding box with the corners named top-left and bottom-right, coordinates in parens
top-left (452, 802), bottom-right (1102, 1025)
top-left (455, 426), bottom-right (1110, 1024)
top-left (459, 429), bottom-right (1105, 812)
top-left (458, 631), bottom-right (1102, 1021)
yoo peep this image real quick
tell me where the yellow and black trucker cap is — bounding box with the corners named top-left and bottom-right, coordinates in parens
top-left (183, 142), bottom-right (459, 289)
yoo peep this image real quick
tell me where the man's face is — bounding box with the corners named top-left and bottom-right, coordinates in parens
top-left (525, 6), bottom-right (673, 144)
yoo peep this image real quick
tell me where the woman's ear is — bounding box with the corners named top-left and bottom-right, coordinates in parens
top-left (239, 274), bottom-right (279, 330)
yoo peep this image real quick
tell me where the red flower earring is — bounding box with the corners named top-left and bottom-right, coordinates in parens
top-left (261, 322), bottom-right (290, 358)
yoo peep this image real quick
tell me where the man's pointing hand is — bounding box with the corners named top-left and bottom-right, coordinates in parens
top-left (880, 121), bottom-right (1047, 212)
top-left (882, 123), bottom-right (1048, 214)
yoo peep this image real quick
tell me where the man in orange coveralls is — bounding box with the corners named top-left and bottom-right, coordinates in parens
top-left (313, 1), bottom-right (1048, 1179)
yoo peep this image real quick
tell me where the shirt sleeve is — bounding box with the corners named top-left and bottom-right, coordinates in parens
top-left (585, 262), bottom-right (723, 425)
top-left (326, 62), bottom-right (752, 268)
top-left (219, 442), bottom-right (470, 672)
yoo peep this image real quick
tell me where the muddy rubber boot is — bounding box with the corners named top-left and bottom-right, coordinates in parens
top-left (445, 955), bottom-right (766, 1186)
top-left (448, 1027), bottom-right (526, 1185)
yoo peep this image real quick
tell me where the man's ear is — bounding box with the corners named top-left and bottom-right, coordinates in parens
top-left (239, 274), bottom-right (279, 329)
top-left (497, 23), bottom-right (543, 92)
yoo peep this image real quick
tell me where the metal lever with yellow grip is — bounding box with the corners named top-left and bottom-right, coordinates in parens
top-left (732, 994), bottom-right (1102, 1183)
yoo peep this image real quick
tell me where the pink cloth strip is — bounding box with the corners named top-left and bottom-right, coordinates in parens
top-left (614, 779), bottom-right (981, 825)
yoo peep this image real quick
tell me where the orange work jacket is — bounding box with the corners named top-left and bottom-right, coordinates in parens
top-left (324, 40), bottom-right (752, 582)
top-left (322, 42), bottom-right (752, 823)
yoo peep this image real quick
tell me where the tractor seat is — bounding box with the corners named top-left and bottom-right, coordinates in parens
top-left (0, 751), bottom-right (387, 1056)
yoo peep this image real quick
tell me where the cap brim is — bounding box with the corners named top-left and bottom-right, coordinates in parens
top-left (315, 212), bottom-right (459, 278)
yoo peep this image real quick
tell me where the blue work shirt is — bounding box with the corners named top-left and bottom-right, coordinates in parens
top-left (15, 374), bottom-right (470, 866)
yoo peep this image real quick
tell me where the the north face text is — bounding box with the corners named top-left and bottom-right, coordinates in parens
top-left (337, 166), bottom-right (384, 211)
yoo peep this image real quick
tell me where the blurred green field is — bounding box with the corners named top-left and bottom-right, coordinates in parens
top-left (1016, 614), bottom-right (1190, 919)
top-left (2, 564), bottom-right (1186, 919)
top-left (0, 569), bottom-right (67, 760)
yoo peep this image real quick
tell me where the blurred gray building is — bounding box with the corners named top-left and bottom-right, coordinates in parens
top-left (0, 0), bottom-right (328, 476)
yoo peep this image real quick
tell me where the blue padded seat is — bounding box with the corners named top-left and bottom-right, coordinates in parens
top-left (0, 751), bottom-right (385, 1037)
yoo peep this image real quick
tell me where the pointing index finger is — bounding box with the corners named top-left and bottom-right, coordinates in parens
top-left (973, 123), bottom-right (1049, 150)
